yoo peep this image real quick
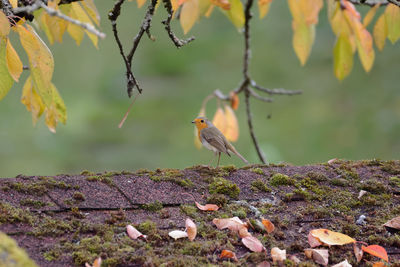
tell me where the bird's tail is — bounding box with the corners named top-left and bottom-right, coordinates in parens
top-left (232, 149), bottom-right (249, 164)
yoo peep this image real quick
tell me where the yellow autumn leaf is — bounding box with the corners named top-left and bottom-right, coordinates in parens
top-left (9, 0), bottom-right (18, 8)
top-left (363, 3), bottom-right (379, 28)
top-left (224, 105), bottom-right (239, 142)
top-left (258, 0), bottom-right (272, 19)
top-left (17, 24), bottom-right (54, 106)
top-left (0, 37), bottom-right (14, 100)
top-left (373, 14), bottom-right (387, 51)
top-left (70, 2), bottom-right (98, 48)
top-left (194, 107), bottom-right (205, 149)
top-left (310, 229), bottom-right (356, 246)
top-left (330, 5), bottom-right (352, 37)
top-left (170, 0), bottom-right (180, 11)
top-left (137, 0), bottom-right (147, 8)
top-left (180, 0), bottom-right (199, 34)
top-left (51, 83), bottom-right (67, 124)
top-left (199, 0), bottom-right (213, 16)
top-left (81, 0), bottom-right (100, 26)
top-left (6, 38), bottom-right (23, 82)
top-left (21, 76), bottom-right (45, 125)
top-left (224, 0), bottom-right (245, 29)
top-left (292, 19), bottom-right (315, 66)
top-left (37, 9), bottom-right (54, 44)
top-left (385, 3), bottom-right (400, 44)
top-left (212, 107), bottom-right (227, 136)
top-left (0, 11), bottom-right (10, 37)
top-left (333, 34), bottom-right (353, 80)
top-left (45, 104), bottom-right (58, 133)
top-left (211, 0), bottom-right (230, 10)
top-left (299, 0), bottom-right (323, 26)
top-left (58, 4), bottom-right (84, 46)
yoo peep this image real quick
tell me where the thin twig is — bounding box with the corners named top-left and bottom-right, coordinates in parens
top-left (108, 0), bottom-right (141, 95)
top-left (387, 0), bottom-right (400, 6)
top-left (248, 88), bottom-right (273, 102)
top-left (162, 0), bottom-right (195, 48)
top-left (250, 80), bottom-right (302, 95)
top-left (1, 0), bottom-right (13, 17)
top-left (346, 0), bottom-right (390, 6)
top-left (13, 1), bottom-right (106, 39)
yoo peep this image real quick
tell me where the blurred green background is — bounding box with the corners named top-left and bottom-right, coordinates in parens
top-left (0, 1), bottom-right (399, 177)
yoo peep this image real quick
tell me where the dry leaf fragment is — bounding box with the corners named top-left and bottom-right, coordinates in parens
top-left (168, 230), bottom-right (188, 240)
top-left (85, 257), bottom-right (101, 267)
top-left (261, 218), bottom-right (275, 234)
top-left (242, 236), bottom-right (265, 252)
top-left (195, 201), bottom-right (219, 211)
top-left (358, 190), bottom-right (367, 199)
top-left (213, 217), bottom-right (246, 233)
top-left (310, 229), bottom-right (356, 246)
top-left (361, 245), bottom-right (389, 262)
top-left (353, 242), bottom-right (364, 262)
top-left (308, 231), bottom-right (323, 248)
top-left (219, 249), bottom-right (238, 262)
top-left (127, 225), bottom-right (147, 240)
top-left (185, 218), bottom-right (197, 241)
top-left (305, 249), bottom-right (329, 266)
top-left (383, 216), bottom-right (400, 231)
top-left (331, 259), bottom-right (352, 267)
top-left (271, 247), bottom-right (286, 263)
top-left (230, 91), bottom-right (239, 110)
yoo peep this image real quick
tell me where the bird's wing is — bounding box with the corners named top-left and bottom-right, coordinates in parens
top-left (200, 127), bottom-right (230, 155)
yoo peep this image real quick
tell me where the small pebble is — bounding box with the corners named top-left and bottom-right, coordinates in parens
top-left (356, 215), bottom-right (367, 225)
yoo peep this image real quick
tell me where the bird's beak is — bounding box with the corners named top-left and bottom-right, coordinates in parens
top-left (191, 121), bottom-right (195, 124)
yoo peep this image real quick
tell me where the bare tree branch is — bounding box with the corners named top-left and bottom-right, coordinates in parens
top-left (250, 80), bottom-right (302, 95)
top-left (12, 1), bottom-right (105, 39)
top-left (162, 0), bottom-right (195, 48)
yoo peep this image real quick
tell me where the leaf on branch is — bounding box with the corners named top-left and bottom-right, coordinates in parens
top-left (137, 0), bottom-right (148, 8)
top-left (333, 34), bottom-right (353, 80)
top-left (21, 76), bottom-right (45, 125)
top-left (363, 3), bottom-right (379, 28)
top-left (211, 0), bottom-right (231, 10)
top-left (0, 37), bottom-right (14, 100)
top-left (385, 3), bottom-right (400, 44)
top-left (224, 105), bottom-right (239, 142)
top-left (258, 0), bottom-right (273, 19)
top-left (61, 5), bottom-right (84, 46)
top-left (373, 14), bottom-right (388, 51)
top-left (230, 91), bottom-right (239, 110)
top-left (69, 2), bottom-right (99, 48)
top-left (212, 107), bottom-right (227, 136)
top-left (224, 0), bottom-right (245, 29)
top-left (9, 0), bottom-right (18, 8)
top-left (81, 0), bottom-right (100, 26)
top-left (0, 11), bottom-right (10, 37)
top-left (180, 0), bottom-right (199, 34)
top-left (6, 39), bottom-right (23, 82)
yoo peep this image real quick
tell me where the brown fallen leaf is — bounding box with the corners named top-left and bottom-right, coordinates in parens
top-left (383, 216), bottom-right (400, 231)
top-left (271, 247), bottom-right (286, 263)
top-left (261, 218), bottom-right (275, 234)
top-left (186, 218), bottom-right (197, 241)
top-left (331, 259), bottom-right (352, 267)
top-left (305, 249), bottom-right (329, 266)
top-left (195, 201), bottom-right (219, 211)
top-left (126, 225), bottom-right (147, 240)
top-left (219, 249), bottom-right (238, 262)
top-left (242, 236), bottom-right (265, 252)
top-left (353, 242), bottom-right (364, 262)
top-left (308, 231), bottom-right (322, 248)
top-left (213, 217), bottom-right (247, 234)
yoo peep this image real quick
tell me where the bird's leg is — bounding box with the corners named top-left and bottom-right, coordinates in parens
top-left (216, 152), bottom-right (221, 168)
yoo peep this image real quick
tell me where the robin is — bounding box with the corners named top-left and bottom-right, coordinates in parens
top-left (192, 117), bottom-right (249, 167)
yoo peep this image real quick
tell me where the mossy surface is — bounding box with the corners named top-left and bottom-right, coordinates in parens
top-left (0, 232), bottom-right (38, 267)
top-left (0, 160), bottom-right (400, 266)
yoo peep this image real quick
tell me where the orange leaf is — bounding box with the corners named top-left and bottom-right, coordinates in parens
top-left (219, 249), bottom-right (238, 261)
top-left (230, 91), bottom-right (239, 110)
top-left (258, 0), bottom-right (272, 19)
top-left (137, 0), bottom-right (147, 8)
top-left (343, 0), bottom-right (360, 20)
top-left (185, 218), bottom-right (197, 241)
top-left (362, 245), bottom-right (389, 262)
top-left (85, 257), bottom-right (101, 267)
top-left (195, 201), bottom-right (219, 211)
top-left (242, 236), bottom-right (265, 252)
top-left (224, 105), bottom-right (239, 142)
top-left (211, 0), bottom-right (230, 10)
top-left (261, 218), bottom-right (275, 234)
top-left (212, 107), bottom-right (227, 135)
top-left (271, 247), bottom-right (286, 263)
top-left (310, 229), bottom-right (356, 246)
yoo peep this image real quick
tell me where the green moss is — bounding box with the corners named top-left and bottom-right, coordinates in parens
top-left (0, 202), bottom-right (34, 224)
top-left (232, 207), bottom-right (247, 219)
top-left (0, 232), bottom-right (38, 267)
top-left (72, 192), bottom-right (85, 201)
top-left (149, 169), bottom-right (193, 188)
top-left (330, 178), bottom-right (349, 187)
top-left (136, 220), bottom-right (157, 235)
top-left (250, 168), bottom-right (264, 175)
top-left (19, 199), bottom-right (47, 208)
top-left (141, 201), bottom-right (163, 212)
top-left (209, 177), bottom-right (240, 199)
top-left (80, 170), bottom-right (95, 176)
top-left (381, 161), bottom-right (400, 175)
top-left (359, 180), bottom-right (387, 194)
top-left (180, 205), bottom-right (197, 217)
top-left (306, 171), bottom-right (327, 182)
top-left (43, 249), bottom-right (61, 261)
top-left (86, 175), bottom-right (113, 186)
top-left (389, 176), bottom-right (400, 188)
top-left (32, 216), bottom-right (73, 236)
top-left (206, 194), bottom-right (228, 207)
top-left (251, 179), bottom-right (271, 193)
top-left (270, 173), bottom-right (296, 186)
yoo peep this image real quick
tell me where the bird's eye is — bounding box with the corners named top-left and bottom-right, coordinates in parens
top-left (201, 120), bottom-right (204, 123)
